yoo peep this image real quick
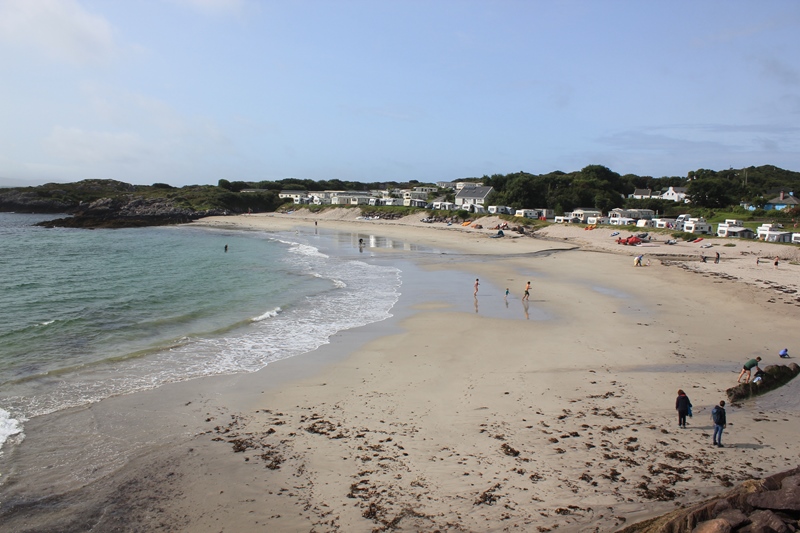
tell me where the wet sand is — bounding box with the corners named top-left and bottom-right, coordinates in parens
top-left (2, 211), bottom-right (799, 532)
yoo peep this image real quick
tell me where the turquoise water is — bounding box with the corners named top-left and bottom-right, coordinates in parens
top-left (0, 213), bottom-right (401, 451)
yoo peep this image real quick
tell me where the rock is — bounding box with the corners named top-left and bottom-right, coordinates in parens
top-left (738, 509), bottom-right (791, 533)
top-left (692, 518), bottom-right (731, 533)
top-left (747, 486), bottom-right (800, 511)
top-left (715, 509), bottom-right (749, 529)
top-left (620, 466), bottom-right (800, 533)
top-left (726, 364), bottom-right (800, 402)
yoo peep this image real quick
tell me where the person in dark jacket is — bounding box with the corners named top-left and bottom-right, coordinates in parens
top-left (712, 400), bottom-right (727, 447)
top-left (675, 389), bottom-right (692, 428)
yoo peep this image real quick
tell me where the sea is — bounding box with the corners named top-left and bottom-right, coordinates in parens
top-left (0, 212), bottom-right (407, 457)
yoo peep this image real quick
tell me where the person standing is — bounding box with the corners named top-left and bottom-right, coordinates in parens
top-left (737, 357), bottom-right (762, 383)
top-left (712, 401), bottom-right (727, 447)
top-left (522, 281), bottom-right (531, 301)
top-left (714, 252), bottom-right (720, 264)
top-left (774, 256), bottom-right (779, 269)
top-left (474, 278), bottom-right (480, 296)
top-left (675, 389), bottom-right (692, 428)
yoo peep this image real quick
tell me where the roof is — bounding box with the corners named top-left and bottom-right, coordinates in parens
top-left (632, 189), bottom-right (651, 196)
top-left (766, 194), bottom-right (799, 205)
top-left (455, 186), bottom-right (493, 199)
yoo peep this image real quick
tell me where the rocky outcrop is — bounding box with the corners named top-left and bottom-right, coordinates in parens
top-left (619, 466), bottom-right (800, 533)
top-left (726, 363), bottom-right (800, 403)
top-left (35, 197), bottom-right (227, 229)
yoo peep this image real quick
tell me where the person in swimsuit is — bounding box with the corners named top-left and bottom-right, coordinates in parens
top-left (522, 281), bottom-right (531, 301)
top-left (474, 279), bottom-right (480, 296)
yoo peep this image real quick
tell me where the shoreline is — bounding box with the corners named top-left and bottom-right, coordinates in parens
top-left (2, 210), bottom-right (799, 532)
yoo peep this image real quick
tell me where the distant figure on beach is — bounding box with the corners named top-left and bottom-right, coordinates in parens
top-left (712, 401), bottom-right (727, 447)
top-left (505, 288), bottom-right (510, 299)
top-left (757, 257), bottom-right (760, 265)
top-left (737, 357), bottom-right (762, 383)
top-left (676, 389), bottom-right (692, 428)
top-left (224, 244), bottom-right (228, 253)
top-left (474, 278), bottom-right (480, 296)
top-left (700, 254), bottom-right (707, 263)
top-left (522, 281), bottom-right (531, 301)
top-left (779, 348), bottom-right (789, 358)
top-left (714, 252), bottom-right (720, 264)
top-left (774, 256), bottom-right (779, 269)
top-left (634, 255), bottom-right (643, 267)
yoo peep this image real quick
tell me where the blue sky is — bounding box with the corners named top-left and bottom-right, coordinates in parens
top-left (1, 0), bottom-right (799, 187)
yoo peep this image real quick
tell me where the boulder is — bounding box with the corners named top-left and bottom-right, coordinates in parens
top-left (737, 509), bottom-right (791, 533)
top-left (747, 486), bottom-right (800, 511)
top-left (727, 364), bottom-right (800, 402)
top-left (691, 519), bottom-right (731, 533)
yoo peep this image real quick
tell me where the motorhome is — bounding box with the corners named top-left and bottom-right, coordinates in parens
top-left (683, 217), bottom-right (713, 235)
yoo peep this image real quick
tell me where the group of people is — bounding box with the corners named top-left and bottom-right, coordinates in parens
top-left (476, 280), bottom-right (532, 301)
top-left (674, 349), bottom-right (790, 448)
top-left (675, 390), bottom-right (727, 447)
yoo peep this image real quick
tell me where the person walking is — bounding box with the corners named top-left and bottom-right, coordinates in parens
top-left (714, 252), bottom-right (720, 264)
top-left (522, 281), bottom-right (531, 301)
top-left (474, 278), bottom-right (480, 296)
top-left (737, 357), bottom-right (762, 383)
top-left (675, 389), bottom-right (692, 428)
top-left (712, 401), bottom-right (727, 447)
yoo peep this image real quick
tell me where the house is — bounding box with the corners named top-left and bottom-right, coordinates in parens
top-left (569, 208), bottom-right (603, 223)
top-left (683, 217), bottom-right (713, 235)
top-left (454, 182), bottom-right (484, 190)
top-left (631, 189), bottom-right (652, 199)
top-left (661, 186), bottom-right (689, 203)
top-left (764, 191), bottom-right (799, 211)
top-left (455, 186), bottom-right (493, 209)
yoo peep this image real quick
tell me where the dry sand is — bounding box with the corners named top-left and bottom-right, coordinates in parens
top-left (3, 210), bottom-right (799, 532)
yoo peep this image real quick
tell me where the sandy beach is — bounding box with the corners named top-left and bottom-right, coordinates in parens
top-left (3, 210), bottom-right (799, 532)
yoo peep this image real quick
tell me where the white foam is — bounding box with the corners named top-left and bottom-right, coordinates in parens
top-left (0, 407), bottom-right (23, 452)
top-left (251, 307), bottom-right (281, 322)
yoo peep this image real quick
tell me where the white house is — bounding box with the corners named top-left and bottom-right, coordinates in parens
top-left (661, 186), bottom-right (689, 203)
top-left (631, 189), bottom-right (652, 199)
top-left (455, 186), bottom-right (493, 208)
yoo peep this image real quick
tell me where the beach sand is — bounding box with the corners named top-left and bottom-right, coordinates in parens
top-left (2, 210), bottom-right (799, 532)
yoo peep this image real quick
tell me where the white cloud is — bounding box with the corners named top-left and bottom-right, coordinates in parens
top-left (0, 0), bottom-right (115, 65)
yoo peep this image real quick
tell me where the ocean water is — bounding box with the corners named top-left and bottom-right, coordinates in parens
top-left (0, 213), bottom-right (401, 453)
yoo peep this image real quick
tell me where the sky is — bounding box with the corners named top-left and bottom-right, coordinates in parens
top-left (1, 0), bottom-right (799, 187)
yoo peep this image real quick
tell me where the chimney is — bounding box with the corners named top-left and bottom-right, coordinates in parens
top-left (780, 191), bottom-right (785, 201)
